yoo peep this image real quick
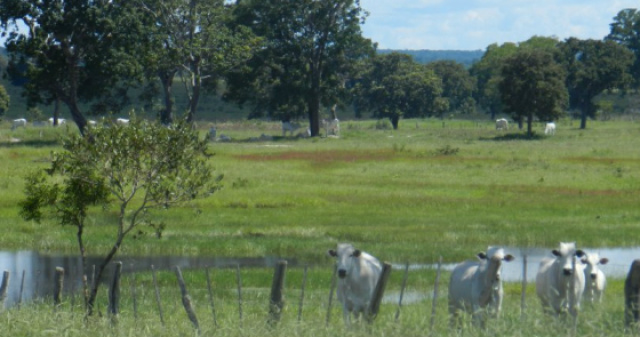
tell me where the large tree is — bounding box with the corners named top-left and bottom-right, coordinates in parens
top-left (606, 8), bottom-right (640, 88)
top-left (425, 60), bottom-right (476, 114)
top-left (559, 38), bottom-right (633, 129)
top-left (0, 0), bottom-right (144, 134)
top-left (19, 117), bottom-right (219, 315)
top-left (470, 42), bottom-right (518, 120)
top-left (499, 49), bottom-right (568, 137)
top-left (225, 0), bottom-right (373, 136)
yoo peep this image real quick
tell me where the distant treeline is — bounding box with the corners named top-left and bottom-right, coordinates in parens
top-left (378, 49), bottom-right (485, 67)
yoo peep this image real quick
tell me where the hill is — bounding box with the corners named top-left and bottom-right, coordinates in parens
top-left (378, 49), bottom-right (485, 67)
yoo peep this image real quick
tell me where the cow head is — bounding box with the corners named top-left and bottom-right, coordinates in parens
top-left (581, 252), bottom-right (608, 281)
top-left (477, 247), bottom-right (515, 282)
top-left (328, 243), bottom-right (361, 279)
top-left (552, 242), bottom-right (584, 276)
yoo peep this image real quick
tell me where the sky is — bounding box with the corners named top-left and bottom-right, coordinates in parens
top-left (359, 0), bottom-right (640, 51)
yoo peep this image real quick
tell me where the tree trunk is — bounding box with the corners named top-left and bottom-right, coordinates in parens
top-left (308, 70), bottom-right (321, 137)
top-left (64, 98), bottom-right (88, 136)
top-left (159, 70), bottom-right (175, 125)
top-left (580, 110), bottom-right (587, 129)
top-left (391, 115), bottom-right (399, 129)
top-left (526, 114), bottom-right (533, 137)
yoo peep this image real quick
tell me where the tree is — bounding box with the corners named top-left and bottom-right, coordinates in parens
top-left (353, 53), bottom-right (447, 129)
top-left (606, 8), bottom-right (640, 88)
top-left (19, 117), bottom-right (220, 315)
top-left (225, 0), bottom-right (373, 136)
top-left (0, 0), bottom-right (144, 134)
top-left (559, 38), bottom-right (633, 129)
top-left (425, 60), bottom-right (476, 113)
top-left (499, 49), bottom-right (568, 137)
top-left (470, 42), bottom-right (518, 120)
top-left (0, 84), bottom-right (8, 116)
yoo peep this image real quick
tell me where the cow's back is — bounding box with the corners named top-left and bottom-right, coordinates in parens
top-left (449, 261), bottom-right (480, 313)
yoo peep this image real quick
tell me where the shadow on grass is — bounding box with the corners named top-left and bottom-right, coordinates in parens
top-left (480, 132), bottom-right (545, 141)
top-left (0, 139), bottom-right (60, 148)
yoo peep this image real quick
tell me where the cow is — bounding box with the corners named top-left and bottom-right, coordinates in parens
top-left (448, 247), bottom-right (515, 328)
top-left (495, 118), bottom-right (508, 131)
top-left (544, 122), bottom-right (556, 135)
top-left (11, 118), bottom-right (27, 130)
top-left (535, 242), bottom-right (585, 317)
top-left (281, 121), bottom-right (302, 137)
top-left (87, 120), bottom-right (97, 126)
top-left (581, 252), bottom-right (608, 304)
top-left (625, 259), bottom-right (640, 328)
top-left (323, 118), bottom-right (340, 136)
top-left (116, 118), bottom-right (130, 126)
top-left (48, 117), bottom-right (66, 126)
top-left (327, 243), bottom-right (382, 325)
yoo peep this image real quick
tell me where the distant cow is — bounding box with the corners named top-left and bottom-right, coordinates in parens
top-left (116, 118), bottom-right (130, 126)
top-left (328, 243), bottom-right (382, 325)
top-left (544, 122), bottom-right (556, 135)
top-left (87, 120), bottom-right (97, 126)
top-left (495, 118), bottom-right (508, 131)
top-left (323, 118), bottom-right (340, 136)
top-left (48, 117), bottom-right (66, 126)
top-left (535, 242), bottom-right (585, 317)
top-left (582, 252), bottom-right (608, 304)
top-left (625, 260), bottom-right (640, 328)
top-left (281, 121), bottom-right (301, 137)
top-left (11, 118), bottom-right (27, 130)
top-left (448, 247), bottom-right (515, 328)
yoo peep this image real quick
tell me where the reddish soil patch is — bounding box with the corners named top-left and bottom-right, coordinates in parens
top-left (235, 150), bottom-right (395, 163)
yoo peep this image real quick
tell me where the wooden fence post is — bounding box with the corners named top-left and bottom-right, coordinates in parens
top-left (236, 264), bottom-right (243, 327)
top-left (130, 271), bottom-right (138, 321)
top-left (151, 265), bottom-right (165, 326)
top-left (325, 264), bottom-right (337, 327)
top-left (205, 268), bottom-right (218, 328)
top-left (18, 269), bottom-right (25, 307)
top-left (268, 260), bottom-right (287, 326)
top-left (175, 266), bottom-right (200, 333)
top-left (429, 256), bottom-right (443, 335)
top-left (53, 267), bottom-right (64, 309)
top-left (0, 271), bottom-right (10, 309)
top-left (367, 262), bottom-right (392, 323)
top-left (297, 265), bottom-right (308, 322)
top-left (521, 254), bottom-right (527, 321)
top-left (108, 262), bottom-right (122, 324)
top-left (395, 263), bottom-right (410, 322)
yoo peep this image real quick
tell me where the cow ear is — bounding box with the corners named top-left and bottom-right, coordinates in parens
top-left (352, 249), bottom-right (361, 257)
top-left (600, 258), bottom-right (609, 265)
top-left (552, 249), bottom-right (561, 257)
top-left (328, 250), bottom-right (337, 257)
top-left (477, 252), bottom-right (487, 260)
top-left (504, 254), bottom-right (515, 262)
top-left (581, 257), bottom-right (587, 264)
top-left (575, 250), bottom-right (585, 258)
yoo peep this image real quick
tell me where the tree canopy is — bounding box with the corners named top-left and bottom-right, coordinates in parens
top-left (606, 8), bottom-right (640, 88)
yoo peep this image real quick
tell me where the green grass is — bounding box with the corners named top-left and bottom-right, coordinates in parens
top-left (0, 117), bottom-right (640, 335)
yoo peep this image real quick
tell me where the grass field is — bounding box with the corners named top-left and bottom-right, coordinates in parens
top-left (0, 117), bottom-right (639, 336)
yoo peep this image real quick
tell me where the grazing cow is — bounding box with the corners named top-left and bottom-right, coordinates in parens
top-left (328, 243), bottom-right (382, 325)
top-left (281, 121), bottom-right (302, 137)
top-left (625, 260), bottom-right (640, 328)
top-left (448, 247), bottom-right (515, 328)
top-left (11, 118), bottom-right (27, 130)
top-left (323, 118), bottom-right (340, 136)
top-left (581, 252), bottom-right (608, 304)
top-left (87, 120), bottom-right (97, 126)
top-left (116, 118), bottom-right (130, 126)
top-left (535, 242), bottom-right (585, 317)
top-left (495, 118), bottom-right (509, 131)
top-left (48, 117), bottom-right (66, 126)
top-left (544, 122), bottom-right (556, 135)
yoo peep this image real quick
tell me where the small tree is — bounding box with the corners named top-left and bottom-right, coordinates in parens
top-left (0, 85), bottom-right (9, 116)
top-left (19, 116), bottom-right (220, 315)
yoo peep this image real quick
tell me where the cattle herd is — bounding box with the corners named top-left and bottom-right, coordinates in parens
top-left (328, 242), bottom-right (640, 330)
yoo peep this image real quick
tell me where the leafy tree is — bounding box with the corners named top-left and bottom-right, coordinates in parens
top-left (353, 52), bottom-right (447, 129)
top-left (470, 42), bottom-right (518, 120)
top-left (0, 0), bottom-right (144, 134)
top-left (499, 49), bottom-right (568, 136)
top-left (0, 84), bottom-right (8, 116)
top-left (425, 60), bottom-right (476, 113)
top-left (606, 8), bottom-right (640, 88)
top-left (225, 0), bottom-right (373, 136)
top-left (559, 38), bottom-right (633, 129)
top-left (19, 117), bottom-right (220, 315)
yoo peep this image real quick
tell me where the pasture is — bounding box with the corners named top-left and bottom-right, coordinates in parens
top-left (0, 117), bottom-right (639, 336)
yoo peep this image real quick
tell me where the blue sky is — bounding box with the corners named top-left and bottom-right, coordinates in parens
top-left (360, 0), bottom-right (640, 50)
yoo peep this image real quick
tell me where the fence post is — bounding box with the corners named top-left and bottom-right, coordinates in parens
top-left (325, 264), bottom-right (337, 327)
top-left (175, 266), bottom-right (200, 333)
top-left (367, 262), bottom-right (392, 323)
top-left (521, 254), bottom-right (527, 321)
top-left (130, 270), bottom-right (138, 322)
top-left (297, 265), bottom-right (308, 322)
top-left (205, 268), bottom-right (218, 328)
top-left (54, 267), bottom-right (64, 309)
top-left (18, 269), bottom-right (25, 307)
top-left (268, 260), bottom-right (288, 326)
top-left (151, 265), bottom-right (165, 326)
top-left (395, 263), bottom-right (410, 322)
top-left (0, 271), bottom-right (10, 310)
top-left (108, 261), bottom-right (122, 324)
top-left (429, 256), bottom-right (443, 335)
top-left (236, 264), bottom-right (243, 327)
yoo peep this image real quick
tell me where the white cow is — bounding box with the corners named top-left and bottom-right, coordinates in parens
top-left (495, 118), bottom-right (509, 131)
top-left (324, 118), bottom-right (340, 136)
top-left (581, 252), bottom-right (608, 304)
top-left (448, 247), bottom-right (515, 328)
top-left (87, 120), bottom-right (97, 126)
top-left (281, 121), bottom-right (301, 137)
top-left (535, 242), bottom-right (586, 317)
top-left (11, 118), bottom-right (27, 130)
top-left (116, 118), bottom-right (130, 126)
top-left (328, 243), bottom-right (382, 325)
top-left (48, 117), bottom-right (66, 126)
top-left (544, 122), bottom-right (556, 135)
